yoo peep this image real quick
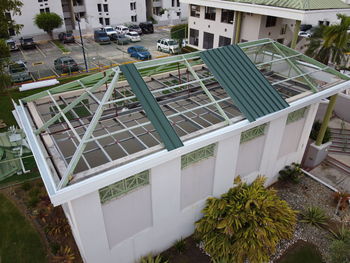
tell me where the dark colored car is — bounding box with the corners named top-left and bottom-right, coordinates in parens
top-left (54, 56), bottom-right (79, 73)
top-left (139, 22), bottom-right (154, 34)
top-left (6, 39), bottom-right (19, 51)
top-left (58, 32), bottom-right (75, 43)
top-left (128, 24), bottom-right (143, 35)
top-left (110, 34), bottom-right (130, 45)
top-left (127, 46), bottom-right (152, 60)
top-left (9, 61), bottom-right (32, 82)
top-left (94, 30), bottom-right (111, 44)
top-left (19, 37), bottom-right (36, 49)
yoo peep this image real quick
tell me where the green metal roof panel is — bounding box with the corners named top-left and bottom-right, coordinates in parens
top-left (120, 63), bottom-right (183, 151)
top-left (224, 0), bottom-right (350, 10)
top-left (200, 45), bottom-right (289, 122)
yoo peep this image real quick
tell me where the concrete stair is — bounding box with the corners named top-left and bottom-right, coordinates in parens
top-left (330, 128), bottom-right (350, 155)
top-left (324, 155), bottom-right (350, 175)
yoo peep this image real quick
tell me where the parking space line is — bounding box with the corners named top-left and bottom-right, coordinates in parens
top-left (18, 46), bottom-right (28, 61)
top-left (36, 45), bottom-right (46, 58)
top-left (50, 67), bottom-right (60, 77)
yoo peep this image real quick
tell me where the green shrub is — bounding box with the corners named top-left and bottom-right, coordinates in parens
top-left (301, 207), bottom-right (329, 228)
top-left (331, 225), bottom-right (350, 241)
top-left (195, 176), bottom-right (297, 263)
top-left (29, 187), bottom-right (41, 199)
top-left (329, 239), bottom-right (350, 263)
top-left (173, 238), bottom-right (186, 254)
top-left (279, 162), bottom-right (303, 183)
top-left (310, 120), bottom-right (331, 144)
top-left (27, 196), bottom-right (40, 208)
top-left (140, 254), bottom-right (168, 263)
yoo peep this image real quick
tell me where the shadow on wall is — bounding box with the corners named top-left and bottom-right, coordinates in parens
top-left (315, 92), bottom-right (350, 123)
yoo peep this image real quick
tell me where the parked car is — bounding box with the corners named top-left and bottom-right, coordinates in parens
top-left (128, 24), bottom-right (143, 35)
top-left (101, 26), bottom-right (117, 36)
top-left (19, 37), bottom-right (36, 49)
top-left (157, 38), bottom-right (179, 54)
top-left (110, 34), bottom-right (130, 45)
top-left (139, 22), bottom-right (154, 34)
top-left (58, 32), bottom-right (75, 43)
top-left (6, 39), bottom-right (19, 51)
top-left (54, 56), bottom-right (79, 73)
top-left (8, 61), bottom-right (31, 82)
top-left (125, 32), bottom-right (141, 42)
top-left (94, 30), bottom-right (111, 44)
top-left (127, 46), bottom-right (152, 60)
top-left (298, 31), bottom-right (311, 38)
top-left (115, 25), bottom-right (129, 35)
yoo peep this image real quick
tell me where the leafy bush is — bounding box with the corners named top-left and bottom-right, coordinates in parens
top-left (195, 176), bottom-right (297, 263)
top-left (310, 120), bottom-right (331, 144)
top-left (140, 254), bottom-right (168, 263)
top-left (34, 12), bottom-right (63, 38)
top-left (301, 206), bottom-right (329, 228)
top-left (278, 162), bottom-right (303, 183)
top-left (173, 238), bottom-right (186, 254)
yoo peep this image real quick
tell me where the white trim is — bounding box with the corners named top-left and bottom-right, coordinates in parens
top-left (14, 79), bottom-right (349, 206)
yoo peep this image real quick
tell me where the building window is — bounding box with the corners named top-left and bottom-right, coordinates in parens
top-left (325, 21), bottom-right (330, 26)
top-left (218, 36), bottom-right (231, 47)
top-left (189, 28), bottom-right (199, 46)
top-left (280, 24), bottom-right (287, 35)
top-left (221, 9), bottom-right (234, 24)
top-left (318, 20), bottom-right (324, 26)
top-left (45, 7), bottom-right (50, 13)
top-left (265, 16), bottom-right (277, 27)
top-left (287, 107), bottom-right (306, 124)
top-left (203, 31), bottom-right (214, 49)
top-left (181, 144), bottom-right (216, 169)
top-left (177, 0), bottom-right (180, 7)
top-left (131, 15), bottom-right (137, 22)
top-left (240, 124), bottom-right (267, 143)
top-left (205, 7), bottom-right (216, 20)
top-left (190, 5), bottom-right (200, 18)
top-left (99, 170), bottom-right (150, 204)
top-left (103, 4), bottom-right (108, 12)
top-left (105, 18), bottom-right (110, 25)
top-left (130, 2), bottom-right (136, 10)
top-left (99, 17), bottom-right (103, 25)
top-left (172, 0), bottom-right (175, 7)
top-left (97, 3), bottom-right (101, 12)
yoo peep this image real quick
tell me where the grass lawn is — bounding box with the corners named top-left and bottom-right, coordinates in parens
top-left (277, 241), bottom-right (323, 263)
top-left (0, 193), bottom-right (47, 263)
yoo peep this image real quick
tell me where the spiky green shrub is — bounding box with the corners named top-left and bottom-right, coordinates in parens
top-left (195, 176), bottom-right (297, 263)
top-left (173, 238), bottom-right (186, 254)
top-left (310, 120), bottom-right (331, 144)
top-left (279, 162), bottom-right (303, 184)
top-left (329, 239), bottom-right (350, 263)
top-left (140, 254), bottom-right (168, 263)
top-left (301, 206), bottom-right (329, 228)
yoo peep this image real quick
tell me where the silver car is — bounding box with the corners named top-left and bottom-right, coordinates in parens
top-left (9, 61), bottom-right (31, 82)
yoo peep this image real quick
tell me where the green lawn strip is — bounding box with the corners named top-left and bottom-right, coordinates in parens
top-left (278, 242), bottom-right (323, 263)
top-left (0, 193), bottom-right (47, 263)
top-left (52, 40), bottom-right (70, 53)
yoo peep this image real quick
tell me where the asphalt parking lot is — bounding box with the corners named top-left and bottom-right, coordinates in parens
top-left (10, 27), bottom-right (171, 81)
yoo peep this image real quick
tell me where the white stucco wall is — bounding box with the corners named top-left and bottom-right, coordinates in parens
top-left (64, 102), bottom-right (320, 263)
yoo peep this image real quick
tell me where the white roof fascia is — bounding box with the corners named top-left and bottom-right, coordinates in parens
top-left (31, 80), bottom-right (350, 206)
top-left (181, 0), bottom-right (350, 21)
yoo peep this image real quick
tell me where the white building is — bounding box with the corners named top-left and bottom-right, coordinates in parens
top-left (180, 0), bottom-right (350, 50)
top-left (15, 39), bottom-right (350, 263)
top-left (146, 0), bottom-right (188, 25)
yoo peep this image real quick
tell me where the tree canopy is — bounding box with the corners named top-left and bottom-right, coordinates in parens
top-left (170, 24), bottom-right (188, 47)
top-left (306, 14), bottom-right (350, 68)
top-left (0, 39), bottom-right (11, 93)
top-left (0, 0), bottom-right (24, 38)
top-left (34, 12), bottom-right (63, 38)
top-left (195, 176), bottom-right (297, 263)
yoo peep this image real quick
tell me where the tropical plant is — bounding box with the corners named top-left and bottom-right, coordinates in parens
top-left (279, 162), bottom-right (303, 183)
top-left (195, 176), bottom-right (297, 263)
top-left (0, 0), bottom-right (23, 38)
top-left (306, 14), bottom-right (350, 68)
top-left (310, 120), bottom-right (331, 144)
top-left (173, 238), bottom-right (186, 254)
top-left (329, 239), bottom-right (350, 263)
top-left (140, 254), bottom-right (168, 263)
top-left (52, 246), bottom-right (75, 263)
top-left (34, 12), bottom-right (63, 38)
top-left (330, 225), bottom-right (350, 241)
top-left (301, 206), bottom-right (329, 228)
top-left (334, 192), bottom-right (350, 211)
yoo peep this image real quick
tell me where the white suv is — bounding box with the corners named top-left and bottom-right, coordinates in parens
top-left (157, 38), bottom-right (180, 54)
top-left (102, 26), bottom-right (117, 36)
top-left (115, 25), bottom-right (129, 35)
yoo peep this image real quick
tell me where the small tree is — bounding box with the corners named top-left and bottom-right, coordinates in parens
top-left (0, 39), bottom-right (12, 93)
top-left (0, 0), bottom-right (24, 38)
top-left (170, 24), bottom-right (188, 48)
top-left (195, 176), bottom-right (297, 263)
top-left (34, 12), bottom-right (63, 38)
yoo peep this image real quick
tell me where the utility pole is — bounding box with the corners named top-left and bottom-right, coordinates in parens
top-left (76, 14), bottom-right (88, 72)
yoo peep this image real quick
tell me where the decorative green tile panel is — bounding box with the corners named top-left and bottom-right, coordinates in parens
top-left (287, 107), bottom-right (307, 124)
top-left (240, 124), bottom-right (267, 143)
top-left (99, 170), bottom-right (149, 204)
top-left (181, 144), bottom-right (216, 169)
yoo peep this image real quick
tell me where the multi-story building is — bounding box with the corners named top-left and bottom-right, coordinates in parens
top-left (15, 39), bottom-right (350, 263)
top-left (146, 0), bottom-right (188, 25)
top-left (180, 0), bottom-right (350, 50)
top-left (9, 0), bottom-right (147, 38)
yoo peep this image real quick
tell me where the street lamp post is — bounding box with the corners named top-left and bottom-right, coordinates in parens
top-left (76, 14), bottom-right (88, 72)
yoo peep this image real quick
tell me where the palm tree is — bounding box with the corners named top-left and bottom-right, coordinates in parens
top-left (306, 14), bottom-right (350, 69)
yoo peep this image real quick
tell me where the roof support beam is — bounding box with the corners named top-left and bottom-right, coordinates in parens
top-left (57, 69), bottom-right (120, 189)
top-left (272, 66), bottom-right (328, 86)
